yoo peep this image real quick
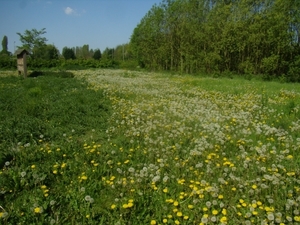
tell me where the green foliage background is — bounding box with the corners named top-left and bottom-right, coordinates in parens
top-left (130, 0), bottom-right (300, 81)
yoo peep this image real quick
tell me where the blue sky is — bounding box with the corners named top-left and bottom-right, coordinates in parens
top-left (0, 0), bottom-right (161, 54)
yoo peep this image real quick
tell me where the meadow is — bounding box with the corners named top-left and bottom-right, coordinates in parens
top-left (0, 69), bottom-right (300, 225)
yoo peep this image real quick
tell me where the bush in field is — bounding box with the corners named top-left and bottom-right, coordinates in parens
top-left (0, 55), bottom-right (15, 70)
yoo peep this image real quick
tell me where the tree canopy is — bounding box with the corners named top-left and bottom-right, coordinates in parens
top-left (1, 35), bottom-right (9, 55)
top-left (130, 0), bottom-right (300, 80)
top-left (17, 28), bottom-right (48, 55)
top-left (62, 47), bottom-right (76, 60)
top-left (93, 49), bottom-right (102, 60)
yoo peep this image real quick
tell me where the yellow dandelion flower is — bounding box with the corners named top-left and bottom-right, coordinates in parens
top-left (220, 216), bottom-right (227, 223)
top-left (257, 201), bottom-right (262, 206)
top-left (150, 220), bottom-right (156, 225)
top-left (183, 215), bottom-right (189, 220)
top-left (175, 220), bottom-right (180, 224)
top-left (41, 185), bottom-right (47, 189)
top-left (218, 194), bottom-right (224, 199)
top-left (252, 184), bottom-right (257, 189)
top-left (173, 201), bottom-right (179, 206)
top-left (188, 204), bottom-right (194, 209)
top-left (163, 218), bottom-right (168, 223)
top-left (199, 194), bottom-right (204, 198)
top-left (34, 207), bottom-right (41, 213)
top-left (31, 165), bottom-right (36, 169)
top-left (81, 175), bottom-right (88, 180)
top-left (294, 216), bottom-right (300, 222)
top-left (123, 204), bottom-right (128, 209)
top-left (212, 209), bottom-right (218, 215)
top-left (287, 172), bottom-right (295, 176)
top-left (127, 202), bottom-right (134, 208)
top-left (265, 206), bottom-right (274, 212)
top-left (166, 198), bottom-right (174, 203)
top-left (111, 204), bottom-right (116, 209)
top-left (176, 211), bottom-right (183, 217)
top-left (163, 188), bottom-right (168, 193)
top-left (53, 170), bottom-right (58, 174)
top-left (222, 208), bottom-right (227, 215)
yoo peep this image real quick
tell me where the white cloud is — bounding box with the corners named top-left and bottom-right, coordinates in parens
top-left (64, 7), bottom-right (86, 16)
top-left (64, 6), bottom-right (75, 15)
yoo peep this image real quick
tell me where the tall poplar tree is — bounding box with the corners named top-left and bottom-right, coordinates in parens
top-left (1, 35), bottom-right (9, 55)
top-left (130, 0), bottom-right (300, 80)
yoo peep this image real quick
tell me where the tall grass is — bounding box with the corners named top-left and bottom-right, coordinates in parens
top-left (1, 69), bottom-right (300, 224)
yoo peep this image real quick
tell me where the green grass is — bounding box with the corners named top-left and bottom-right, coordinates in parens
top-left (0, 72), bottom-right (112, 224)
top-left (1, 69), bottom-right (300, 224)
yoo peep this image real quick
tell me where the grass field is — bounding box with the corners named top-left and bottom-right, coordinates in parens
top-left (1, 69), bottom-right (300, 224)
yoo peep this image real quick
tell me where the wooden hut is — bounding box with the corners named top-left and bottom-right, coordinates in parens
top-left (15, 49), bottom-right (29, 78)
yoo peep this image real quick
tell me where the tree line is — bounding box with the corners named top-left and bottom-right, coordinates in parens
top-left (2, 0), bottom-right (300, 82)
top-left (0, 28), bottom-right (135, 70)
top-left (130, 0), bottom-right (300, 81)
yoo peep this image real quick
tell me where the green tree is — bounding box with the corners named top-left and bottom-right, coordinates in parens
top-left (102, 47), bottom-right (114, 59)
top-left (130, 0), bottom-right (300, 78)
top-left (16, 28), bottom-right (47, 58)
top-left (62, 47), bottom-right (76, 60)
top-left (1, 35), bottom-right (9, 55)
top-left (82, 44), bottom-right (90, 59)
top-left (34, 44), bottom-right (59, 60)
top-left (93, 49), bottom-right (101, 60)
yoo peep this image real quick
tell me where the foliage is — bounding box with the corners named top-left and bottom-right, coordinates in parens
top-left (34, 44), bottom-right (60, 60)
top-left (1, 35), bottom-right (10, 55)
top-left (130, 0), bottom-right (300, 79)
top-left (102, 47), bottom-right (114, 59)
top-left (0, 55), bottom-right (15, 69)
top-left (73, 45), bottom-right (94, 59)
top-left (93, 49), bottom-right (101, 60)
top-left (62, 47), bottom-right (76, 60)
top-left (16, 28), bottom-right (48, 56)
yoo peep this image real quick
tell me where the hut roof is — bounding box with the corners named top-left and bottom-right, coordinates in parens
top-left (15, 49), bottom-right (30, 56)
